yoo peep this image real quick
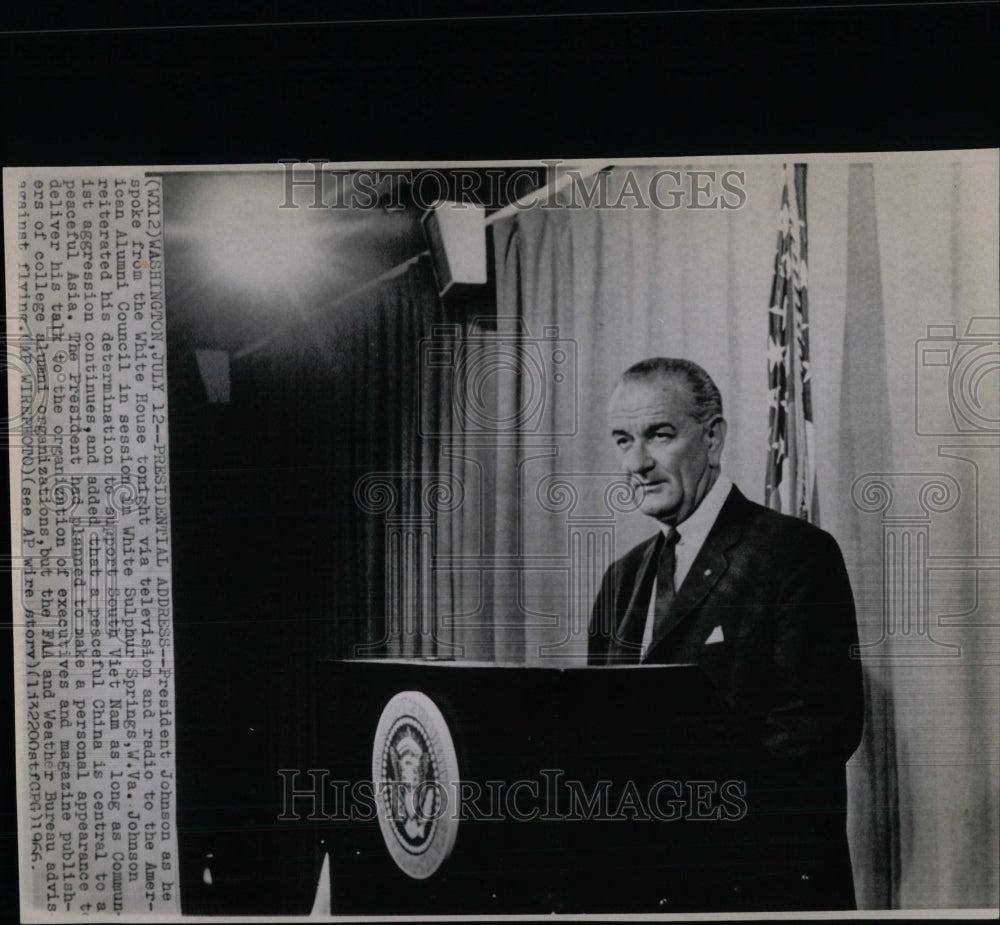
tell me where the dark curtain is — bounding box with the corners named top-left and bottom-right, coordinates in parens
top-left (170, 256), bottom-right (452, 914)
top-left (251, 256), bottom-right (452, 660)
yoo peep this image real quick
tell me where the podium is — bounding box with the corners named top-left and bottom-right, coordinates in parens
top-left (316, 658), bottom-right (765, 914)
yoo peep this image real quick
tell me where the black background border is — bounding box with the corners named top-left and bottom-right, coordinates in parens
top-left (2, 2), bottom-right (998, 920)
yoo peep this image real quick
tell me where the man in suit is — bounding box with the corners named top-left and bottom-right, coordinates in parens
top-left (588, 357), bottom-right (864, 911)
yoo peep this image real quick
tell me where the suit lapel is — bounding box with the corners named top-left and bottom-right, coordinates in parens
top-left (608, 533), bottom-right (661, 661)
top-left (645, 487), bottom-right (747, 659)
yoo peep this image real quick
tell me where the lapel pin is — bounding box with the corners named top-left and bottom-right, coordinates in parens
top-left (704, 568), bottom-right (712, 576)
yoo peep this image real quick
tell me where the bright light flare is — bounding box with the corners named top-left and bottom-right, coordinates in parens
top-left (172, 174), bottom-right (346, 297)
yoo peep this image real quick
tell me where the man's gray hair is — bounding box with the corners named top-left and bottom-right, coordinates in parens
top-left (618, 357), bottom-right (723, 424)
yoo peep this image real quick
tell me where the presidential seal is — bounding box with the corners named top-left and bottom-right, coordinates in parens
top-left (371, 690), bottom-right (460, 879)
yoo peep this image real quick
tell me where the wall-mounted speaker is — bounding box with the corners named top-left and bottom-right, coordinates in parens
top-left (421, 201), bottom-right (487, 299)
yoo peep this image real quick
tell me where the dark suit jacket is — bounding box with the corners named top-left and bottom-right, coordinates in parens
top-left (588, 485), bottom-right (864, 910)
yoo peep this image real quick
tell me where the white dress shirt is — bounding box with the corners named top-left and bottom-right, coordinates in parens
top-left (639, 474), bottom-right (733, 661)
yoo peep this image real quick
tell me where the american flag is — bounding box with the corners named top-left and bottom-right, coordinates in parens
top-left (765, 164), bottom-right (818, 523)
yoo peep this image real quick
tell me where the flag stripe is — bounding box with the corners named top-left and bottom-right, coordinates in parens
top-left (765, 164), bottom-right (817, 524)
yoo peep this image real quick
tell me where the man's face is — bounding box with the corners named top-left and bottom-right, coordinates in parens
top-left (609, 375), bottom-right (726, 526)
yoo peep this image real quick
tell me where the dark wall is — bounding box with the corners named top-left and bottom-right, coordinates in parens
top-left (166, 257), bottom-right (462, 913)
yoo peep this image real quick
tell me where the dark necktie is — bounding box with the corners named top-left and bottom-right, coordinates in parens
top-left (649, 528), bottom-right (681, 652)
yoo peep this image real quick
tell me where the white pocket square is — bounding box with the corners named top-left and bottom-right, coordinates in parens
top-left (705, 625), bottom-right (725, 645)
